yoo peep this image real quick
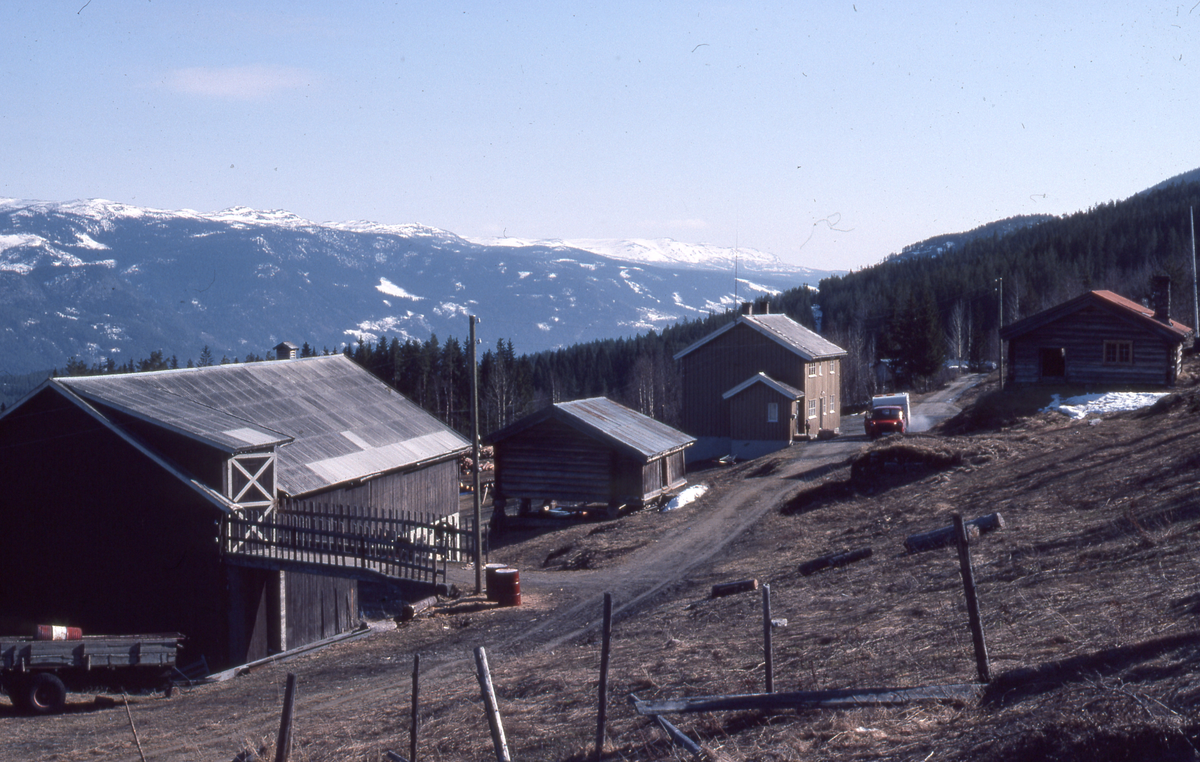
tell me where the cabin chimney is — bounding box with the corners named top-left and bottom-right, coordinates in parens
top-left (740, 302), bottom-right (753, 316)
top-left (1151, 276), bottom-right (1172, 323)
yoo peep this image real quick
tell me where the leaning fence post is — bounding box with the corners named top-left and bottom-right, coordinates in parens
top-left (596, 592), bottom-right (613, 761)
top-left (274, 673), bottom-right (298, 762)
top-left (953, 513), bottom-right (991, 683)
top-left (762, 584), bottom-right (773, 693)
top-left (474, 646), bottom-right (511, 762)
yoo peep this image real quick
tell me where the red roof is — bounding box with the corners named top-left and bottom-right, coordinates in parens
top-left (1000, 289), bottom-right (1193, 342)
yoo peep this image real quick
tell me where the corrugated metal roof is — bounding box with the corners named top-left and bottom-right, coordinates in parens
top-left (555, 397), bottom-right (695, 460)
top-left (674, 313), bottom-right (846, 361)
top-left (55, 355), bottom-right (470, 497)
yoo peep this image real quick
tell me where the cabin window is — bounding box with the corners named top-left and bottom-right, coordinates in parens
top-left (767, 402), bottom-right (779, 423)
top-left (1103, 340), bottom-right (1132, 364)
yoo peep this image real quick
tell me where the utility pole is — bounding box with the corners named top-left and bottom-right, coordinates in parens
top-left (469, 315), bottom-right (483, 595)
top-left (1191, 207), bottom-right (1197, 349)
top-left (996, 278), bottom-right (1004, 390)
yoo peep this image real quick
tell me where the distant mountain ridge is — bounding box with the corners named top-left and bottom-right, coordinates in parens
top-left (887, 214), bottom-right (1055, 263)
top-left (0, 198), bottom-right (835, 375)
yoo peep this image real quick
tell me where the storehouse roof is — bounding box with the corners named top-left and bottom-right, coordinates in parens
top-left (673, 313), bottom-right (846, 362)
top-left (53, 354), bottom-right (470, 497)
top-left (999, 290), bottom-right (1194, 343)
top-left (486, 396), bottom-right (694, 462)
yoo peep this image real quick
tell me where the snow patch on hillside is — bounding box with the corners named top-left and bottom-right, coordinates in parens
top-left (376, 278), bottom-right (423, 300)
top-left (1045, 392), bottom-right (1169, 419)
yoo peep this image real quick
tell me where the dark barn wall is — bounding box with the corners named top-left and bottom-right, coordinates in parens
top-left (680, 323), bottom-right (807, 439)
top-left (1008, 306), bottom-right (1181, 387)
top-left (284, 571), bottom-right (357, 650)
top-left (0, 388), bottom-right (246, 669)
top-left (313, 459), bottom-right (459, 519)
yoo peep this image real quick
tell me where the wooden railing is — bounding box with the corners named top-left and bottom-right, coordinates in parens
top-left (220, 501), bottom-right (477, 585)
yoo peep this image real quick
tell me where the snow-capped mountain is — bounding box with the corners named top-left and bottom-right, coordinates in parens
top-left (0, 199), bottom-right (839, 374)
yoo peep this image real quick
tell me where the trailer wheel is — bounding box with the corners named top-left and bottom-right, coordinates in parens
top-left (22, 674), bottom-right (67, 715)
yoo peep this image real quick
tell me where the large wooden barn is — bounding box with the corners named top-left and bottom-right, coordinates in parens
top-left (1000, 281), bottom-right (1193, 387)
top-left (486, 397), bottom-right (694, 520)
top-left (674, 304), bottom-right (847, 461)
top-left (0, 354), bottom-right (469, 670)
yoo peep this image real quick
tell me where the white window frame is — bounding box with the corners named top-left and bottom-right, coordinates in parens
top-left (767, 401), bottom-right (779, 423)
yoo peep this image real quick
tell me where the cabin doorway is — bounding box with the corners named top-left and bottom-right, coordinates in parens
top-left (1039, 347), bottom-right (1066, 379)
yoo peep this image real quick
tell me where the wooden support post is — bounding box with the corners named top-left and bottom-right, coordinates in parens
top-left (953, 514), bottom-right (991, 683)
top-left (762, 584), bottom-right (773, 693)
top-left (596, 592), bottom-right (613, 761)
top-left (410, 653), bottom-right (420, 762)
top-left (474, 646), bottom-right (511, 762)
top-left (274, 673), bottom-right (297, 762)
top-left (470, 315), bottom-right (483, 595)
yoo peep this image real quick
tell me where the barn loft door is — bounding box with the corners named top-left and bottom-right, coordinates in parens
top-left (227, 451), bottom-right (276, 508)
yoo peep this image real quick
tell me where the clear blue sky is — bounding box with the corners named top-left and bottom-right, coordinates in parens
top-left (4, 2), bottom-right (1198, 271)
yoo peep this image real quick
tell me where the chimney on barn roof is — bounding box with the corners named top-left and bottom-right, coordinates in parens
top-left (1151, 276), bottom-right (1172, 323)
top-left (740, 302), bottom-right (753, 316)
top-left (762, 302), bottom-right (770, 314)
top-left (274, 341), bottom-right (299, 360)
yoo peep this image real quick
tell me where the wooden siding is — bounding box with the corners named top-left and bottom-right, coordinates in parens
top-left (0, 388), bottom-right (243, 669)
top-left (1008, 305), bottom-right (1182, 387)
top-left (727, 383), bottom-right (798, 443)
top-left (680, 323), bottom-right (809, 438)
top-left (802, 359), bottom-right (842, 435)
top-left (493, 417), bottom-right (670, 506)
top-left (311, 458), bottom-right (459, 518)
top-left (284, 571), bottom-right (357, 651)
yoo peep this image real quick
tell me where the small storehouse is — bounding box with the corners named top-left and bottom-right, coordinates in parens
top-left (675, 303), bottom-right (847, 460)
top-left (0, 354), bottom-right (469, 670)
top-left (1000, 280), bottom-right (1193, 387)
top-left (486, 397), bottom-right (694, 519)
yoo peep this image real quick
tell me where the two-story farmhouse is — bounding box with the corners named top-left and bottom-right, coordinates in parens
top-left (675, 304), bottom-right (847, 460)
top-left (1000, 279), bottom-right (1193, 388)
top-left (0, 353), bottom-right (470, 670)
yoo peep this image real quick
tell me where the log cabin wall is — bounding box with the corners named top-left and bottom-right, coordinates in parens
top-left (493, 418), bottom-right (618, 504)
top-left (1008, 305), bottom-right (1180, 387)
top-left (680, 323), bottom-right (807, 439)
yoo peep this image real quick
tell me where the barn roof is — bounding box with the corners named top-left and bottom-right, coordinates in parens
top-left (673, 313), bottom-right (846, 362)
top-left (721, 372), bottom-right (805, 401)
top-left (1000, 290), bottom-right (1194, 343)
top-left (52, 354), bottom-right (470, 497)
top-left (487, 397), bottom-right (694, 462)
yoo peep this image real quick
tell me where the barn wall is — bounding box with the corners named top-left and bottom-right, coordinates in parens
top-left (680, 323), bottom-right (808, 439)
top-left (0, 388), bottom-right (239, 669)
top-left (494, 418), bottom-right (619, 504)
top-left (284, 571), bottom-right (357, 650)
top-left (314, 459), bottom-right (459, 518)
top-left (1008, 306), bottom-right (1180, 387)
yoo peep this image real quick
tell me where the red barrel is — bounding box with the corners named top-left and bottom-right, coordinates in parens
top-left (35, 625), bottom-right (83, 641)
top-left (492, 568), bottom-right (520, 607)
top-left (485, 563), bottom-right (509, 601)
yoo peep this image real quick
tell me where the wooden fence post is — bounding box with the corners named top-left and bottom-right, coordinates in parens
top-left (762, 584), bottom-right (773, 693)
top-left (474, 647), bottom-right (511, 762)
top-left (411, 653), bottom-right (420, 762)
top-left (274, 673), bottom-right (297, 762)
top-left (596, 592), bottom-right (613, 761)
top-left (952, 514), bottom-right (991, 683)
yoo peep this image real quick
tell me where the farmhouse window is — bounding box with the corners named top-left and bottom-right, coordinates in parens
top-left (1103, 340), bottom-right (1132, 364)
top-left (808, 399), bottom-right (817, 418)
top-left (829, 360), bottom-right (836, 375)
top-left (767, 402), bottom-right (779, 423)
top-left (808, 362), bottom-right (817, 378)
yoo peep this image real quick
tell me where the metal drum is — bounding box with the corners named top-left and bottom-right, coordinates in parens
top-left (492, 568), bottom-right (520, 607)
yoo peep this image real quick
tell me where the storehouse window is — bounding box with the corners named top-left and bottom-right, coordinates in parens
top-left (767, 402), bottom-right (779, 423)
top-left (1103, 340), bottom-right (1132, 364)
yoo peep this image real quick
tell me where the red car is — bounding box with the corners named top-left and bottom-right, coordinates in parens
top-left (865, 405), bottom-right (906, 438)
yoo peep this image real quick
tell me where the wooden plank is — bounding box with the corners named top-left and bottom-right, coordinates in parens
top-left (711, 579), bottom-right (758, 598)
top-left (631, 684), bottom-right (986, 715)
top-left (798, 547), bottom-right (873, 576)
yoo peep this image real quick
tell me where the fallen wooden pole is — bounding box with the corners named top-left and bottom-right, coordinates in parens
top-left (596, 592), bottom-right (613, 761)
top-left (631, 683), bottom-right (985, 715)
top-left (385, 752), bottom-right (410, 762)
top-left (761, 584), bottom-right (773, 694)
top-left (711, 579), bottom-right (758, 599)
top-left (274, 673), bottom-right (298, 762)
top-left (474, 647), bottom-right (511, 762)
top-left (798, 546), bottom-right (873, 576)
top-left (397, 596), bottom-right (439, 623)
top-left (954, 514), bottom-right (991, 683)
top-left (905, 513), bottom-right (1004, 553)
top-left (655, 715), bottom-right (704, 760)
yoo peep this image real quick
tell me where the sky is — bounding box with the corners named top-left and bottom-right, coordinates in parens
top-left (3, 2), bottom-right (1198, 272)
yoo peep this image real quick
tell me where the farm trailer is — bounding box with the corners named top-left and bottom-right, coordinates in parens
top-left (0, 632), bottom-right (183, 714)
